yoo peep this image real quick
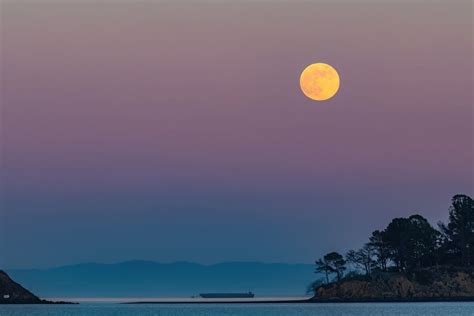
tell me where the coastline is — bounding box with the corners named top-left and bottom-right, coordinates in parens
top-left (124, 298), bottom-right (312, 304)
top-left (123, 296), bottom-right (474, 304)
top-left (0, 300), bottom-right (77, 305)
top-left (310, 297), bottom-right (474, 303)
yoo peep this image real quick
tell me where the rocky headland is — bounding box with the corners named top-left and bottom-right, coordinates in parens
top-left (312, 267), bottom-right (474, 302)
top-left (0, 270), bottom-right (72, 304)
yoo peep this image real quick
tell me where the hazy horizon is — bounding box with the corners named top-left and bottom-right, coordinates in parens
top-left (6, 261), bottom-right (317, 297)
top-left (1, 0), bottom-right (472, 269)
top-left (7, 259), bottom-right (315, 270)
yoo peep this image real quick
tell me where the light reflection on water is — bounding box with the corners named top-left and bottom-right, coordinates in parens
top-left (46, 296), bottom-right (311, 303)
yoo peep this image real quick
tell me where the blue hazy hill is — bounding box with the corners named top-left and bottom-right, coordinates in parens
top-left (7, 261), bottom-right (315, 297)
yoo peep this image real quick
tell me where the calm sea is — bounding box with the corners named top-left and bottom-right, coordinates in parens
top-left (0, 302), bottom-right (473, 316)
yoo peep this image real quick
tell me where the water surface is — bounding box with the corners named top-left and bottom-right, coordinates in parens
top-left (1, 302), bottom-right (473, 316)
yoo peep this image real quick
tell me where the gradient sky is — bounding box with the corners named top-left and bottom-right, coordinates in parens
top-left (1, 0), bottom-right (472, 268)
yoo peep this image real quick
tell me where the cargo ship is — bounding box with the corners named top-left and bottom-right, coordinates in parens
top-left (199, 292), bottom-right (255, 298)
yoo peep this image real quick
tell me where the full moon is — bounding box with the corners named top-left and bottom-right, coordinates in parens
top-left (299, 63), bottom-right (340, 101)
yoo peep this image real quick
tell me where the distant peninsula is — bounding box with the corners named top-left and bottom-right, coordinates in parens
top-left (310, 194), bottom-right (474, 302)
top-left (0, 270), bottom-right (72, 304)
top-left (0, 270), bottom-right (46, 304)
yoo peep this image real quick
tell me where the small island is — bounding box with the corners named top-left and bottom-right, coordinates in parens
top-left (310, 194), bottom-right (474, 302)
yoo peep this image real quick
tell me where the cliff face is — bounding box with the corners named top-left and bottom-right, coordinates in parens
top-left (313, 267), bottom-right (474, 302)
top-left (0, 270), bottom-right (43, 304)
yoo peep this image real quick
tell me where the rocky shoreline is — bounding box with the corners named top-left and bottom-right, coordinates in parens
top-left (311, 267), bottom-right (474, 302)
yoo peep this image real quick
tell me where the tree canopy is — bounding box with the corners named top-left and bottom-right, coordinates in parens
top-left (315, 252), bottom-right (346, 283)
top-left (315, 194), bottom-right (473, 283)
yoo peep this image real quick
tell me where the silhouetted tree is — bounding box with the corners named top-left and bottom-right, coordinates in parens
top-left (368, 230), bottom-right (389, 271)
top-left (346, 245), bottom-right (373, 275)
top-left (327, 252), bottom-right (346, 281)
top-left (384, 215), bottom-right (439, 272)
top-left (315, 252), bottom-right (347, 283)
top-left (407, 215), bottom-right (440, 269)
top-left (315, 258), bottom-right (331, 284)
top-left (439, 194), bottom-right (474, 266)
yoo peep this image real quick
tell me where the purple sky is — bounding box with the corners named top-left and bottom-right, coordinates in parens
top-left (1, 1), bottom-right (472, 268)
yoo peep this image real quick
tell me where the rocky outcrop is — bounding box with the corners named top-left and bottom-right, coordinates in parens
top-left (312, 267), bottom-right (474, 302)
top-left (0, 270), bottom-right (45, 304)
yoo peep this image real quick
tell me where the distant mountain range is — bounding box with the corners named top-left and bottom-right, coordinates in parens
top-left (6, 261), bottom-right (315, 298)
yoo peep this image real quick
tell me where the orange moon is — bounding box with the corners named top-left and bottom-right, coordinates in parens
top-left (299, 63), bottom-right (340, 101)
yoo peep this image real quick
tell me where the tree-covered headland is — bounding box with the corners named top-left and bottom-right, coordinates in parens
top-left (312, 194), bottom-right (474, 292)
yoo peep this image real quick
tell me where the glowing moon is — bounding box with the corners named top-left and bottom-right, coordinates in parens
top-left (299, 63), bottom-right (340, 101)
